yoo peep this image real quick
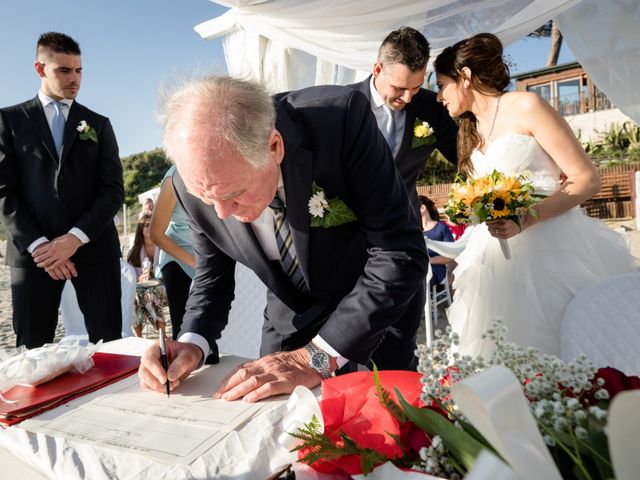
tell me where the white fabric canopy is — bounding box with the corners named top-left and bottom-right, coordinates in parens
top-left (196, 0), bottom-right (639, 123)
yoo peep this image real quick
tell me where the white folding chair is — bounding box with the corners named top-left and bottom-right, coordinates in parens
top-left (60, 260), bottom-right (136, 343)
top-left (424, 262), bottom-right (434, 346)
top-left (216, 263), bottom-right (267, 359)
top-left (430, 271), bottom-right (452, 326)
top-left (561, 271), bottom-right (640, 375)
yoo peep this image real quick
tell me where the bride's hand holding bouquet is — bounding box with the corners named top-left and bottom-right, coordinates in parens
top-left (445, 170), bottom-right (541, 259)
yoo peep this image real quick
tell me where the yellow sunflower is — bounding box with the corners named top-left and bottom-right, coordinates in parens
top-left (490, 191), bottom-right (512, 218)
top-left (495, 175), bottom-right (522, 193)
top-left (471, 176), bottom-right (494, 196)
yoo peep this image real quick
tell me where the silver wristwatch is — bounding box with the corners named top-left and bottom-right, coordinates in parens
top-left (304, 343), bottom-right (333, 379)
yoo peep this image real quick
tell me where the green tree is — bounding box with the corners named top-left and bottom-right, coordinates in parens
top-left (417, 149), bottom-right (458, 186)
top-left (121, 148), bottom-right (172, 206)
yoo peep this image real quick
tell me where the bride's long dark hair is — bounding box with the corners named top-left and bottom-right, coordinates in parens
top-left (434, 33), bottom-right (511, 176)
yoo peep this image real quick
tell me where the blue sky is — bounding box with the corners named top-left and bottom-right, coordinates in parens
top-left (1, 1), bottom-right (574, 156)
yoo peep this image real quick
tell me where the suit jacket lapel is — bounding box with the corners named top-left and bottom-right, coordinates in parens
top-left (61, 102), bottom-right (81, 166)
top-left (397, 100), bottom-right (418, 160)
top-left (22, 97), bottom-right (58, 165)
top-left (277, 107), bottom-right (312, 289)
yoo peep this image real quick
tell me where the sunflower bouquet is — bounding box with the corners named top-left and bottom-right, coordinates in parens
top-left (444, 170), bottom-right (541, 258)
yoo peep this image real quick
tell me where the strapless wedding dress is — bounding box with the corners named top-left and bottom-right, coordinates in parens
top-left (447, 133), bottom-right (636, 358)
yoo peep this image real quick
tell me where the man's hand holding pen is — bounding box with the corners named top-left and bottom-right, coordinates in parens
top-left (138, 338), bottom-right (204, 395)
top-left (159, 330), bottom-right (171, 398)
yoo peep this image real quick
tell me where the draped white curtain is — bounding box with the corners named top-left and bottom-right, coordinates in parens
top-left (196, 0), bottom-right (640, 122)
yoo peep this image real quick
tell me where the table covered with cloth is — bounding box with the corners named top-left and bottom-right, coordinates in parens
top-left (0, 337), bottom-right (334, 480)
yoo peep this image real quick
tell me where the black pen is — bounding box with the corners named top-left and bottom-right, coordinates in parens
top-left (159, 329), bottom-right (170, 398)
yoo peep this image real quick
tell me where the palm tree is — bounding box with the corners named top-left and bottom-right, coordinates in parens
top-left (528, 20), bottom-right (563, 67)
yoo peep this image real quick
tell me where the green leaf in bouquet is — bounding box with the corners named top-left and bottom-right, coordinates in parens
top-left (429, 396), bottom-right (499, 455)
top-left (373, 365), bottom-right (408, 423)
top-left (396, 389), bottom-right (488, 471)
top-left (585, 419), bottom-right (613, 480)
top-left (290, 415), bottom-right (389, 474)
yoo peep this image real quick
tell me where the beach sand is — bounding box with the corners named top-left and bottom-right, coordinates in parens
top-left (1, 220), bottom-right (639, 351)
top-left (0, 240), bottom-right (170, 351)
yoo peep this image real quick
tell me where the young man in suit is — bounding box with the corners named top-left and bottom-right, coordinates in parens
top-left (0, 32), bottom-right (124, 348)
top-left (349, 26), bottom-right (458, 217)
top-left (138, 76), bottom-right (428, 402)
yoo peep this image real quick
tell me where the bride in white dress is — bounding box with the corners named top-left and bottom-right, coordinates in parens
top-left (433, 33), bottom-right (636, 357)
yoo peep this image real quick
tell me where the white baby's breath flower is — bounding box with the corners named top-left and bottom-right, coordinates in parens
top-left (76, 120), bottom-right (88, 132)
top-left (575, 426), bottom-right (588, 440)
top-left (589, 406), bottom-right (607, 420)
top-left (308, 191), bottom-right (329, 218)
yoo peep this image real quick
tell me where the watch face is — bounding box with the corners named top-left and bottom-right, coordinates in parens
top-left (311, 352), bottom-right (329, 369)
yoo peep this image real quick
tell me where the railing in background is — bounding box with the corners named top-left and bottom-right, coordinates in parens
top-left (417, 163), bottom-right (640, 221)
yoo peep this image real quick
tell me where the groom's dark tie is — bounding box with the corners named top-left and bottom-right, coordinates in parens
top-left (269, 196), bottom-right (308, 292)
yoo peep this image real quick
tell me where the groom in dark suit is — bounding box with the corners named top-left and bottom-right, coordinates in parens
top-left (0, 32), bottom-right (124, 348)
top-left (138, 76), bottom-right (428, 402)
top-left (349, 26), bottom-right (458, 217)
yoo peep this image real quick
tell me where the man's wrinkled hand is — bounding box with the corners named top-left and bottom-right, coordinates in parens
top-left (213, 349), bottom-right (322, 403)
top-left (45, 259), bottom-right (78, 281)
top-left (33, 234), bottom-right (82, 270)
top-left (138, 340), bottom-right (203, 394)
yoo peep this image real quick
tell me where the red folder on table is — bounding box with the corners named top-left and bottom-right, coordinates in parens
top-left (0, 352), bottom-right (140, 426)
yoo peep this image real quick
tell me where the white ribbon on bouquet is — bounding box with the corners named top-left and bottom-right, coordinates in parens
top-left (450, 366), bottom-right (562, 480)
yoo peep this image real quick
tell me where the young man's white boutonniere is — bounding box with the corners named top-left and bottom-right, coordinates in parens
top-left (411, 117), bottom-right (437, 148)
top-left (76, 120), bottom-right (97, 143)
top-left (308, 182), bottom-right (357, 228)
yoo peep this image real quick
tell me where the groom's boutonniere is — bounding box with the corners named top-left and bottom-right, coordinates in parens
top-left (411, 118), bottom-right (437, 148)
top-left (308, 182), bottom-right (357, 228)
top-left (76, 120), bottom-right (97, 143)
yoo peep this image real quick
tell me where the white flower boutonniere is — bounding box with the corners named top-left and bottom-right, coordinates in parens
top-left (411, 117), bottom-right (437, 148)
top-left (76, 120), bottom-right (97, 143)
top-left (308, 182), bottom-right (357, 228)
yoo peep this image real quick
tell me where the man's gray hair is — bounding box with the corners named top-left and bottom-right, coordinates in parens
top-left (159, 76), bottom-right (276, 169)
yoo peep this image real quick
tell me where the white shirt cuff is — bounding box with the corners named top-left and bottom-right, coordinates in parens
top-left (313, 335), bottom-right (349, 368)
top-left (179, 332), bottom-right (211, 366)
top-left (27, 237), bottom-right (49, 254)
top-left (69, 227), bottom-right (89, 244)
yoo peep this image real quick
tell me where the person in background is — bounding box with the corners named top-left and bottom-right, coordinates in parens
top-left (435, 33), bottom-right (636, 357)
top-left (419, 195), bottom-right (453, 288)
top-left (127, 213), bottom-right (166, 337)
top-left (349, 26), bottom-right (458, 218)
top-left (140, 197), bottom-right (155, 218)
top-left (138, 76), bottom-right (427, 402)
top-left (149, 165), bottom-right (195, 340)
top-left (0, 32), bottom-right (124, 348)
top-left (439, 208), bottom-right (467, 240)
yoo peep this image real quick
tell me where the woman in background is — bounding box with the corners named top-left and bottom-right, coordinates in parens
top-left (127, 213), bottom-right (166, 337)
top-left (419, 195), bottom-right (454, 288)
top-left (150, 165), bottom-right (195, 340)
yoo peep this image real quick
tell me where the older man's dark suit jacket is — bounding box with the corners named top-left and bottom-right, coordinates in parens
top-left (349, 77), bottom-right (458, 214)
top-left (0, 97), bottom-right (124, 347)
top-left (173, 86), bottom-right (428, 367)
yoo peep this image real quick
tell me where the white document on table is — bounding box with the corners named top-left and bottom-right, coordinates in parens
top-left (20, 355), bottom-right (276, 464)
